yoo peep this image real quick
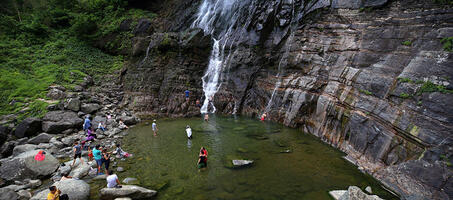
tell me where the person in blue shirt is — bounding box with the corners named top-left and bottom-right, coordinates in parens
top-left (83, 116), bottom-right (91, 133)
top-left (184, 90), bottom-right (190, 101)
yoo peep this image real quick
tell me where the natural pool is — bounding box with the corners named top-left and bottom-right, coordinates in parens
top-left (90, 115), bottom-right (396, 200)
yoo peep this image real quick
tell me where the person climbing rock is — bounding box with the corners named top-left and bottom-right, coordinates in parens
top-left (152, 119), bottom-right (158, 136)
top-left (185, 89), bottom-right (190, 101)
top-left (106, 170), bottom-right (122, 188)
top-left (47, 186), bottom-right (69, 200)
top-left (93, 145), bottom-right (103, 175)
top-left (196, 99), bottom-right (201, 108)
top-left (186, 125), bottom-right (192, 139)
top-left (197, 147), bottom-right (208, 169)
top-left (83, 116), bottom-right (91, 133)
top-left (71, 141), bottom-right (84, 167)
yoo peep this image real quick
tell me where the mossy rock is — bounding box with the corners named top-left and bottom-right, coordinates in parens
top-left (216, 191), bottom-right (235, 199)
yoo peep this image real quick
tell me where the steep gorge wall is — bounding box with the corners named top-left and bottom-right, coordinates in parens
top-left (119, 0), bottom-right (452, 199)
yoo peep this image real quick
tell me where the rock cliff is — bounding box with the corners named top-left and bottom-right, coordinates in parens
top-left (119, 0), bottom-right (452, 199)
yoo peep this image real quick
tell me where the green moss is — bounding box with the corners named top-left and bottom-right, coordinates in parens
top-left (433, 0), bottom-right (453, 5)
top-left (397, 77), bottom-right (413, 83)
top-left (359, 89), bottom-right (373, 95)
top-left (440, 37), bottom-right (453, 52)
top-left (416, 81), bottom-right (453, 95)
top-left (401, 41), bottom-right (412, 46)
top-left (399, 93), bottom-right (411, 99)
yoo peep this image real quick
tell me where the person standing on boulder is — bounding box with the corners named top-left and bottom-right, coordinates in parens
top-left (47, 186), bottom-right (69, 200)
top-left (83, 116), bottom-right (91, 133)
top-left (93, 145), bottom-right (103, 175)
top-left (101, 148), bottom-right (111, 174)
top-left (71, 141), bottom-right (84, 167)
top-left (152, 119), bottom-right (158, 136)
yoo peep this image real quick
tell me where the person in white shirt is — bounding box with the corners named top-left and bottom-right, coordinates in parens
top-left (186, 125), bottom-right (192, 139)
top-left (106, 170), bottom-right (122, 188)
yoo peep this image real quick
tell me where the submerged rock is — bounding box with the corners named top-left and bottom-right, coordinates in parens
top-left (99, 185), bottom-right (157, 200)
top-left (122, 177), bottom-right (138, 184)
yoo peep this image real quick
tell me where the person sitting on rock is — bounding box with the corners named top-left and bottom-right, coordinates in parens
top-left (118, 120), bottom-right (128, 129)
top-left (106, 170), bottom-right (122, 188)
top-left (98, 122), bottom-right (106, 132)
top-left (114, 144), bottom-right (131, 158)
top-left (47, 186), bottom-right (69, 200)
top-left (60, 173), bottom-right (72, 181)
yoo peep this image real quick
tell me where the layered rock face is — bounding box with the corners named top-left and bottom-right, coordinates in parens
top-left (120, 0), bottom-right (452, 199)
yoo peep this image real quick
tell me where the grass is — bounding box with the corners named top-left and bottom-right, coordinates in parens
top-left (441, 37), bottom-right (453, 52)
top-left (401, 41), bottom-right (412, 46)
top-left (359, 89), bottom-right (373, 95)
top-left (399, 93), bottom-right (411, 99)
top-left (397, 77), bottom-right (413, 83)
top-left (416, 81), bottom-right (453, 95)
top-left (0, 0), bottom-right (156, 121)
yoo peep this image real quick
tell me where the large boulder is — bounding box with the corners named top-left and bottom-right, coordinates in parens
top-left (42, 111), bottom-right (83, 134)
top-left (14, 118), bottom-right (42, 138)
top-left (0, 150), bottom-right (59, 181)
top-left (0, 141), bottom-right (16, 158)
top-left (100, 185), bottom-right (157, 200)
top-left (67, 98), bottom-right (81, 112)
top-left (0, 188), bottom-right (19, 200)
top-left (30, 179), bottom-right (90, 200)
top-left (92, 116), bottom-right (107, 129)
top-left (46, 88), bottom-right (66, 100)
top-left (12, 144), bottom-right (38, 156)
top-left (119, 116), bottom-right (137, 126)
top-left (28, 133), bottom-right (53, 144)
top-left (81, 103), bottom-right (101, 114)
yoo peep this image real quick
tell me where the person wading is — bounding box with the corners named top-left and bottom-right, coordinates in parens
top-left (152, 119), bottom-right (158, 136)
top-left (186, 125), bottom-right (192, 139)
top-left (197, 147), bottom-right (208, 169)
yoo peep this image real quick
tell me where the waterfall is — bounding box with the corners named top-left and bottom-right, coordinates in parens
top-left (192, 0), bottom-right (250, 114)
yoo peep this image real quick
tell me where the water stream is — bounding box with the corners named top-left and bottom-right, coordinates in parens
top-left (89, 116), bottom-right (397, 200)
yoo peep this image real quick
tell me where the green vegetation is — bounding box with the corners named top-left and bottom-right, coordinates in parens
top-left (0, 0), bottom-right (156, 120)
top-left (399, 93), bottom-right (411, 99)
top-left (441, 37), bottom-right (453, 52)
top-left (433, 0), bottom-right (453, 5)
top-left (401, 41), bottom-right (412, 46)
top-left (359, 7), bottom-right (373, 12)
top-left (359, 89), bottom-right (373, 95)
top-left (397, 77), bottom-right (414, 83)
top-left (416, 81), bottom-right (453, 95)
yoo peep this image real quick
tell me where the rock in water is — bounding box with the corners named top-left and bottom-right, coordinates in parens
top-left (100, 185), bottom-right (157, 200)
top-left (329, 190), bottom-right (347, 200)
top-left (122, 177), bottom-right (138, 184)
top-left (232, 160), bottom-right (254, 167)
top-left (0, 150), bottom-right (59, 181)
top-left (14, 117), bottom-right (42, 138)
top-left (337, 186), bottom-right (383, 200)
top-left (365, 186), bottom-right (372, 194)
top-left (30, 179), bottom-right (90, 200)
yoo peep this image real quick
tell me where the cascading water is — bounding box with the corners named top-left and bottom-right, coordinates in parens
top-left (192, 0), bottom-right (251, 114)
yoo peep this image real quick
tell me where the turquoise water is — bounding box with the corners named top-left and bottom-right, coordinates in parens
top-left (91, 115), bottom-right (396, 199)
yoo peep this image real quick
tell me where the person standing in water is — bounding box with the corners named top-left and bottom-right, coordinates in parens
top-left (152, 119), bottom-right (158, 136)
top-left (204, 114), bottom-right (209, 121)
top-left (197, 147), bottom-right (208, 169)
top-left (260, 112), bottom-right (267, 121)
top-left (186, 125), bottom-right (192, 139)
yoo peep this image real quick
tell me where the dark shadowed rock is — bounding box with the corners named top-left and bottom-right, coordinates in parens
top-left (0, 150), bottom-right (59, 181)
top-left (120, 116), bottom-right (137, 125)
top-left (133, 18), bottom-right (153, 36)
top-left (100, 185), bottom-right (157, 200)
top-left (42, 111), bottom-right (83, 134)
top-left (28, 133), bottom-right (53, 144)
top-left (14, 118), bottom-right (42, 138)
top-left (81, 103), bottom-right (101, 114)
top-left (0, 141), bottom-right (16, 158)
top-left (30, 179), bottom-right (90, 200)
top-left (0, 125), bottom-right (9, 146)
